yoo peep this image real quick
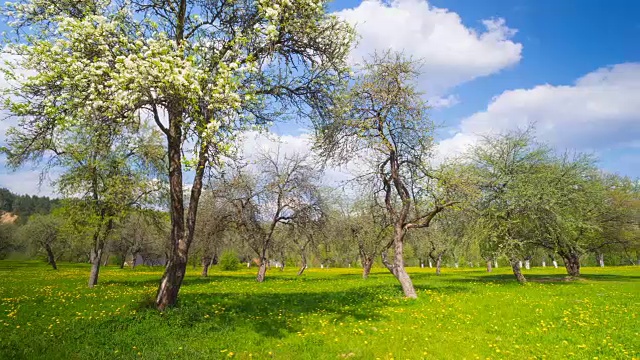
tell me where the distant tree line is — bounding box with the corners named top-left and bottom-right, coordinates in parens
top-left (0, 188), bottom-right (59, 222)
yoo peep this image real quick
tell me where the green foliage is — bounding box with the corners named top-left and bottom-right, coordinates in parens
top-left (0, 224), bottom-right (18, 259)
top-left (16, 213), bottom-right (64, 254)
top-left (0, 261), bottom-right (638, 359)
top-left (0, 188), bottom-right (59, 222)
top-left (219, 250), bottom-right (240, 271)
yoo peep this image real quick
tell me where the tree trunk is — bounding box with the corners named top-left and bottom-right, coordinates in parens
top-left (297, 253), bottom-right (307, 276)
top-left (201, 256), bottom-right (211, 277)
top-left (393, 236), bottom-right (416, 298)
top-left (88, 248), bottom-right (103, 287)
top-left (542, 260), bottom-right (546, 267)
top-left (257, 258), bottom-right (267, 282)
top-left (494, 259), bottom-right (498, 268)
top-left (102, 253), bottom-right (110, 267)
top-left (119, 253), bottom-right (126, 269)
top-left (435, 254), bottom-right (442, 275)
top-left (132, 252), bottom-right (139, 269)
top-left (155, 114), bottom-right (208, 310)
top-left (510, 258), bottom-right (526, 284)
top-left (44, 244), bottom-right (57, 270)
top-left (562, 252), bottom-right (581, 277)
top-left (486, 259), bottom-right (492, 273)
top-left (596, 253), bottom-right (604, 267)
top-left (88, 219), bottom-right (112, 288)
top-left (524, 259), bottom-right (531, 270)
top-left (381, 229), bottom-right (417, 298)
top-left (362, 257), bottom-right (373, 279)
top-left (298, 248), bottom-right (307, 276)
top-left (156, 115), bottom-right (187, 310)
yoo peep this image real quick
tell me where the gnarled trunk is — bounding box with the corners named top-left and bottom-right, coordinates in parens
top-left (257, 258), bottom-right (268, 282)
top-left (297, 253), bottom-right (307, 276)
top-left (510, 258), bottom-right (526, 284)
top-left (362, 257), bottom-right (373, 279)
top-left (562, 252), bottom-right (581, 277)
top-left (393, 231), bottom-right (417, 298)
top-left (45, 244), bottom-right (57, 270)
top-left (201, 256), bottom-right (212, 277)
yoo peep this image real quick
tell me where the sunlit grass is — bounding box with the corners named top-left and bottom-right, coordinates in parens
top-left (0, 261), bottom-right (638, 359)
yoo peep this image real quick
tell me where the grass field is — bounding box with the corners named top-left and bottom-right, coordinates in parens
top-left (0, 261), bottom-right (638, 360)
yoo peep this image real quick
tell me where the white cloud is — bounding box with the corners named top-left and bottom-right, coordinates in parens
top-left (337, 0), bottom-right (522, 96)
top-left (429, 94), bottom-right (460, 109)
top-left (436, 63), bottom-right (640, 161)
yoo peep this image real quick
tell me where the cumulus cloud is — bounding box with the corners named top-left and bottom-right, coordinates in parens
top-left (336, 0), bottom-right (523, 96)
top-left (436, 62), bottom-right (640, 161)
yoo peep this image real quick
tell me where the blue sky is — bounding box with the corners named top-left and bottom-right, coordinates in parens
top-left (1, 0), bottom-right (639, 195)
top-left (320, 0), bottom-right (640, 179)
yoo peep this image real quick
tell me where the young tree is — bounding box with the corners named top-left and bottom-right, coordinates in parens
top-left (192, 190), bottom-right (233, 277)
top-left (112, 211), bottom-right (168, 269)
top-left (345, 198), bottom-right (392, 278)
top-left (315, 51), bottom-right (459, 297)
top-left (226, 151), bottom-right (323, 282)
top-left (470, 129), bottom-right (553, 283)
top-left (17, 214), bottom-right (65, 269)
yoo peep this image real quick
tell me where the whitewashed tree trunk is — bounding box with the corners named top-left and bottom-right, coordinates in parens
top-left (597, 253), bottom-right (604, 267)
top-left (525, 260), bottom-right (530, 270)
top-left (320, 264), bottom-right (324, 269)
top-left (428, 260), bottom-right (432, 268)
top-left (518, 261), bottom-right (523, 269)
top-left (553, 260), bottom-right (558, 268)
top-left (247, 262), bottom-right (251, 268)
top-left (494, 260), bottom-right (498, 268)
top-left (542, 260), bottom-right (546, 267)
top-left (420, 263), bottom-right (424, 268)
top-left (454, 262), bottom-right (459, 268)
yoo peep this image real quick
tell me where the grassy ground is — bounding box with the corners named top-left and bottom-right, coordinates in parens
top-left (0, 261), bottom-right (638, 360)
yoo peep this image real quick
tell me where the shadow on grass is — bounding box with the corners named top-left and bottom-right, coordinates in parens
top-left (578, 273), bottom-right (640, 282)
top-left (441, 272), bottom-right (640, 285)
top-left (92, 284), bottom-right (410, 342)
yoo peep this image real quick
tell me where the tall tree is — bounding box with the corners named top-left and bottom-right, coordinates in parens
top-left (2, 0), bottom-right (354, 309)
top-left (315, 51), bottom-right (459, 297)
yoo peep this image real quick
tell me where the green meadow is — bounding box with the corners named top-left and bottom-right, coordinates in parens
top-left (0, 261), bottom-right (638, 360)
